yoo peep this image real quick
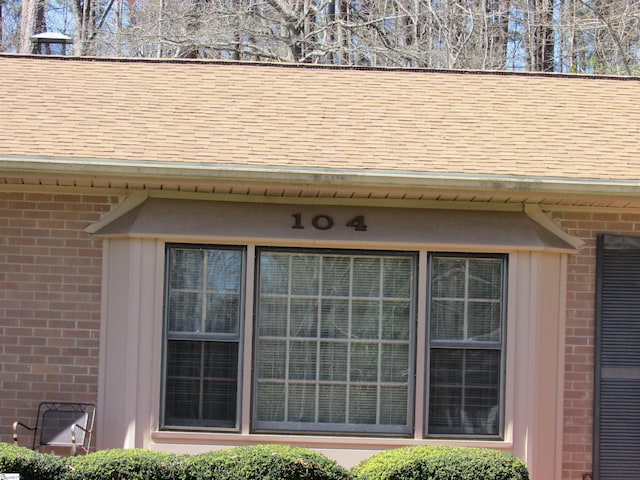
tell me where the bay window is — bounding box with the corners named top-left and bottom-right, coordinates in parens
top-left (162, 245), bottom-right (505, 438)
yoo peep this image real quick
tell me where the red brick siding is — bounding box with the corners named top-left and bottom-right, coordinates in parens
top-left (554, 210), bottom-right (640, 480)
top-left (0, 192), bottom-right (116, 445)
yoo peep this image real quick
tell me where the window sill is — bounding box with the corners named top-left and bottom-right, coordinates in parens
top-left (150, 430), bottom-right (513, 451)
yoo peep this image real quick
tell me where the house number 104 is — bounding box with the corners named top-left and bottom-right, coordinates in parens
top-left (291, 213), bottom-right (367, 231)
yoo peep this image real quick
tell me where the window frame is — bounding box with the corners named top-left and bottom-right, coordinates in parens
top-left (159, 244), bottom-right (508, 439)
top-left (160, 243), bottom-right (246, 432)
top-left (251, 247), bottom-right (418, 436)
top-left (425, 252), bottom-right (508, 439)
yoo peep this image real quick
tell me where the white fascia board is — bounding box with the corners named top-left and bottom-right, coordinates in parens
top-left (2, 154), bottom-right (640, 198)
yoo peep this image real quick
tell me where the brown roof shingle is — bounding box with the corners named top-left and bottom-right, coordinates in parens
top-left (1, 54), bottom-right (639, 184)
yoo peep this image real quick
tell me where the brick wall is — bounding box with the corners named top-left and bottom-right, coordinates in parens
top-left (555, 210), bottom-right (640, 480)
top-left (0, 191), bottom-right (116, 445)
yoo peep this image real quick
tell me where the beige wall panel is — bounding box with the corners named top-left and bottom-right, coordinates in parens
top-left (96, 210), bottom-right (569, 479)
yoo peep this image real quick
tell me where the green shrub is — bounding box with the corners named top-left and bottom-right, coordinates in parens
top-left (0, 442), bottom-right (68, 480)
top-left (183, 444), bottom-right (350, 480)
top-left (351, 445), bottom-right (529, 480)
top-left (65, 448), bottom-right (186, 480)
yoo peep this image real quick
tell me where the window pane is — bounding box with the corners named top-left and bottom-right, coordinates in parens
top-left (166, 340), bottom-right (201, 378)
top-left (381, 344), bottom-right (409, 382)
top-left (430, 300), bottom-right (464, 341)
top-left (349, 385), bottom-right (377, 424)
top-left (383, 257), bottom-right (413, 298)
top-left (258, 297), bottom-right (288, 337)
top-left (289, 341), bottom-right (317, 380)
top-left (382, 300), bottom-right (411, 340)
top-left (350, 343), bottom-right (379, 382)
top-left (168, 291), bottom-right (201, 333)
top-left (260, 253), bottom-right (289, 295)
top-left (203, 342), bottom-right (239, 379)
top-left (256, 382), bottom-right (285, 422)
top-left (288, 384), bottom-right (317, 422)
top-left (205, 293), bottom-right (239, 334)
top-left (257, 339), bottom-right (286, 379)
top-left (352, 300), bottom-right (380, 339)
top-left (319, 342), bottom-right (348, 381)
top-left (203, 380), bottom-right (237, 427)
top-left (466, 349), bottom-right (501, 387)
top-left (431, 257), bottom-right (466, 298)
top-left (353, 257), bottom-right (380, 297)
top-left (468, 259), bottom-right (503, 299)
top-left (165, 340), bottom-right (238, 428)
top-left (169, 249), bottom-right (203, 290)
top-left (320, 299), bottom-right (349, 339)
top-left (165, 378), bottom-right (199, 423)
top-left (318, 385), bottom-right (346, 423)
top-left (429, 348), bottom-right (501, 436)
top-left (290, 299), bottom-right (318, 338)
top-left (255, 249), bottom-right (414, 434)
top-left (321, 256), bottom-right (350, 296)
top-left (468, 302), bottom-right (502, 342)
top-left (429, 348), bottom-right (463, 385)
top-left (291, 255), bottom-right (320, 295)
top-left (205, 250), bottom-right (241, 292)
top-left (380, 386), bottom-right (408, 425)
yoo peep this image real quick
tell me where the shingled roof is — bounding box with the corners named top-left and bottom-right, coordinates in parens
top-left (1, 54), bottom-right (639, 205)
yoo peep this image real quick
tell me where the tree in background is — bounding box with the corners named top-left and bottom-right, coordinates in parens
top-left (0, 0), bottom-right (24, 51)
top-left (18, 0), bottom-right (46, 52)
top-left (2, 0), bottom-right (639, 74)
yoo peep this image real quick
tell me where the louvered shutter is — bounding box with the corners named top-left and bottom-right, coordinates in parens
top-left (595, 234), bottom-right (640, 479)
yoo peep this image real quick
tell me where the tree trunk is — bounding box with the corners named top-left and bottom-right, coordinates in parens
top-left (528, 0), bottom-right (554, 71)
top-left (19, 0), bottom-right (45, 53)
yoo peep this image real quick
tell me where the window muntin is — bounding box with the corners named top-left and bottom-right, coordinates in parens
top-left (163, 246), bottom-right (244, 429)
top-left (427, 254), bottom-right (506, 437)
top-left (253, 249), bottom-right (416, 434)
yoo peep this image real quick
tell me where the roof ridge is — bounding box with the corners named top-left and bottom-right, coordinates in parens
top-left (1, 52), bottom-right (639, 81)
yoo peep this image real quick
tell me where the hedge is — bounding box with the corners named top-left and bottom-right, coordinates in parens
top-left (182, 444), bottom-right (349, 480)
top-left (65, 448), bottom-right (186, 480)
top-left (0, 443), bottom-right (349, 480)
top-left (351, 445), bottom-right (530, 480)
top-left (0, 443), bottom-right (530, 480)
top-left (0, 443), bottom-right (67, 480)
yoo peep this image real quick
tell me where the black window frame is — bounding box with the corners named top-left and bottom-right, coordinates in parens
top-left (426, 252), bottom-right (507, 439)
top-left (160, 243), bottom-right (245, 431)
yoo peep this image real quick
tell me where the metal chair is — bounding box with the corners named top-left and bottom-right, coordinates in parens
top-left (13, 401), bottom-right (95, 455)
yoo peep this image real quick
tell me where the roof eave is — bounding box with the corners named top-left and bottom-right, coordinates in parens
top-left (2, 155), bottom-right (640, 200)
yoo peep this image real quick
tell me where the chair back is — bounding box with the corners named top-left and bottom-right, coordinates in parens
top-left (36, 402), bottom-right (95, 453)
